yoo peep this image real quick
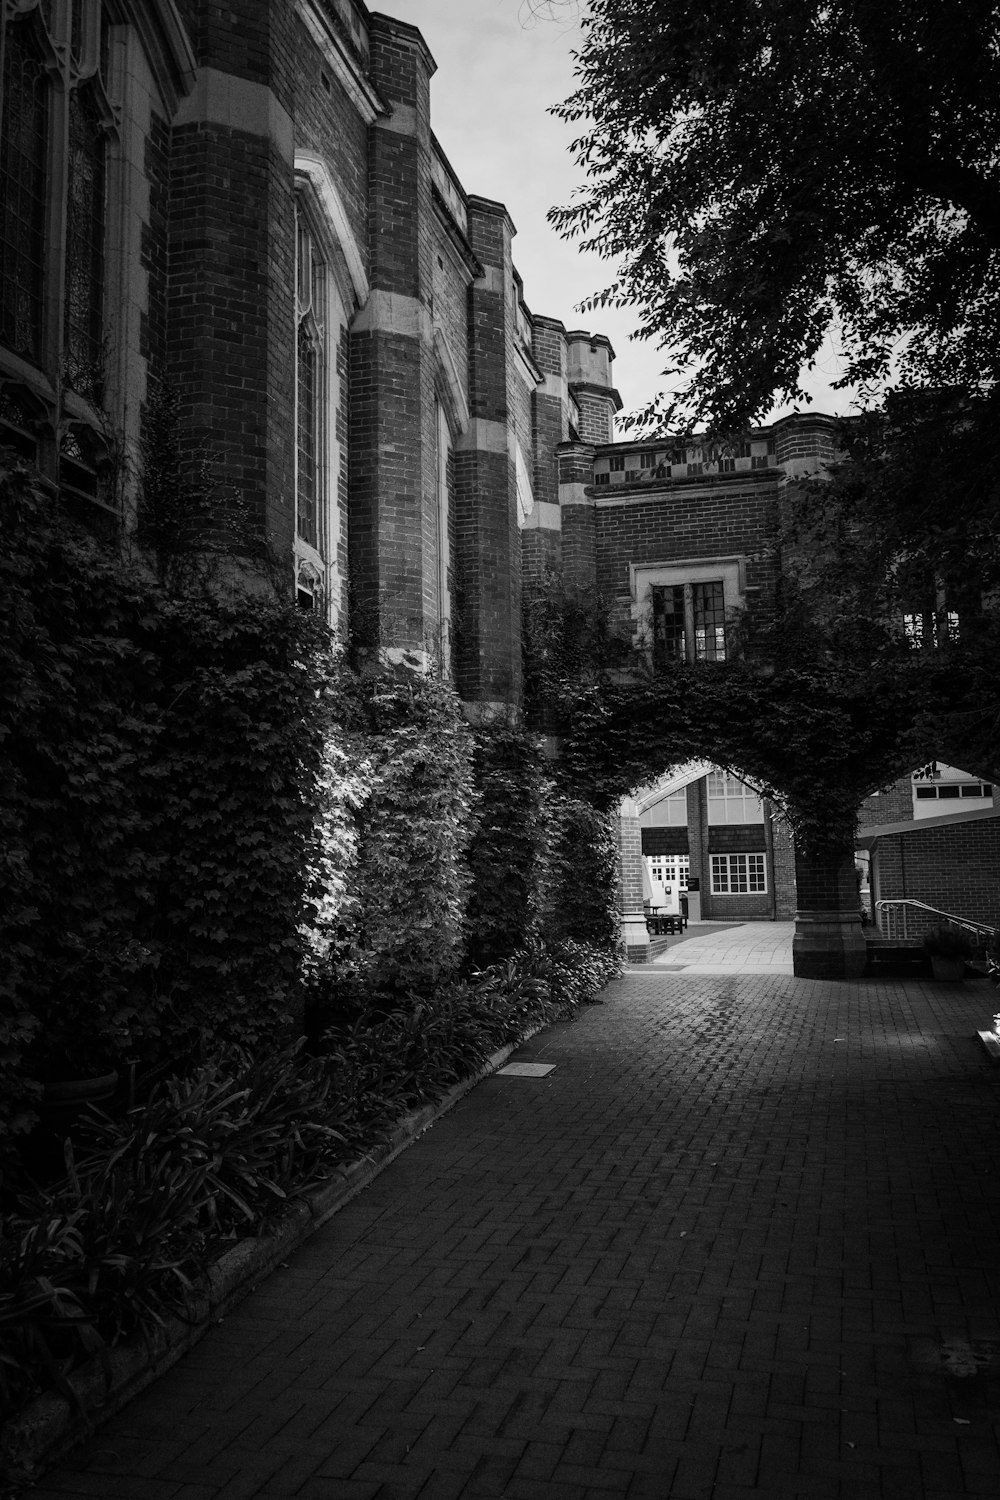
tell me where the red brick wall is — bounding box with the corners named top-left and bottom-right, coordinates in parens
top-left (293, 16), bottom-right (368, 254)
top-left (455, 197), bottom-right (522, 705)
top-left (860, 776), bottom-right (913, 826)
top-left (872, 818), bottom-right (1000, 929)
top-left (594, 478), bottom-right (780, 600)
top-left (771, 818), bottom-right (798, 919)
top-left (167, 122), bottom-right (295, 565)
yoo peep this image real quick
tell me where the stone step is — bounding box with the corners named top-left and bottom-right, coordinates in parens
top-left (865, 941), bottom-right (931, 976)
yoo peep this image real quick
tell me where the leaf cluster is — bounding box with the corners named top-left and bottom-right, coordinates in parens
top-left (552, 0), bottom-right (1000, 429)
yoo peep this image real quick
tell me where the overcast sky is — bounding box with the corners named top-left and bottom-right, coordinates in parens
top-left (402, 0), bottom-right (854, 428)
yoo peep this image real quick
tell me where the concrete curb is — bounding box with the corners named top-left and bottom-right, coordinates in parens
top-left (0, 1032), bottom-right (537, 1487)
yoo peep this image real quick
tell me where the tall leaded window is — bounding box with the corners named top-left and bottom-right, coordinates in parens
top-left (652, 580), bottom-right (727, 663)
top-left (295, 207), bottom-right (327, 559)
top-left (652, 584), bottom-right (686, 661)
top-left (1, 0), bottom-right (118, 496)
top-left (692, 581), bottom-right (726, 659)
top-left (63, 81), bottom-right (107, 400)
top-left (0, 16), bottom-right (50, 363)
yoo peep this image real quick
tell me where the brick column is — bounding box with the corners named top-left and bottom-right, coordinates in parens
top-left (618, 796), bottom-right (650, 962)
top-left (521, 315), bottom-right (567, 590)
top-left (685, 778), bottom-right (708, 921)
top-left (565, 331), bottom-right (620, 445)
top-left (168, 1), bottom-right (298, 568)
top-left (349, 16), bottom-right (437, 659)
top-left (792, 837), bottom-right (867, 978)
top-left (454, 196), bottom-right (521, 709)
top-left (558, 441), bottom-right (597, 591)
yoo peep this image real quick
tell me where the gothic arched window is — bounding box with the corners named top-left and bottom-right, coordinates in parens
top-left (295, 207), bottom-right (327, 557)
top-left (63, 78), bottom-right (108, 401)
top-left (0, 15), bottom-right (50, 365)
top-left (0, 0), bottom-right (117, 470)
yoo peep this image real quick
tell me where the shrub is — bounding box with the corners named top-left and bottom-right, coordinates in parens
top-left (341, 669), bottom-right (477, 996)
top-left (466, 719), bottom-right (550, 966)
top-left (922, 922), bottom-right (976, 959)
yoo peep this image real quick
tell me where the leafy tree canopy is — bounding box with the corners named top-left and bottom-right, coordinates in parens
top-left (550, 0), bottom-right (1000, 430)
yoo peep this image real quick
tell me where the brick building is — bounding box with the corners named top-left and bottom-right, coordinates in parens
top-left (0, 0), bottom-right (610, 713)
top-left (0, 0), bottom-right (886, 977)
top-left (546, 415), bottom-right (853, 964)
top-left (858, 764), bottom-right (999, 936)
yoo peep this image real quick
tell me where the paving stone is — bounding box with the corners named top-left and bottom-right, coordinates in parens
top-left (20, 970), bottom-right (1000, 1499)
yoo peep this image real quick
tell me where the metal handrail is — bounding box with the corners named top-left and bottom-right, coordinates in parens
top-left (874, 898), bottom-right (996, 944)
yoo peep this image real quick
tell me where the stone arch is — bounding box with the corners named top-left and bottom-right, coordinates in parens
top-left (293, 152), bottom-right (369, 312)
top-left (432, 328), bottom-right (470, 440)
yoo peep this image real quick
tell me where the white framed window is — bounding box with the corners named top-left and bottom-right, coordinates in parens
top-left (649, 853), bottom-right (689, 890)
top-left (292, 183), bottom-right (351, 628)
top-left (707, 771), bottom-right (765, 824)
top-left (711, 853), bottom-right (766, 894)
top-left (912, 763), bottom-right (993, 817)
top-left (608, 453), bottom-right (625, 471)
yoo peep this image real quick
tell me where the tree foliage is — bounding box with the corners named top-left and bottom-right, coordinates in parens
top-left (771, 392), bottom-right (1000, 781)
top-left (551, 0), bottom-right (1000, 429)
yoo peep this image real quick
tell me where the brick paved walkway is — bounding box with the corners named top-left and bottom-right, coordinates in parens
top-left (26, 968), bottom-right (1000, 1499)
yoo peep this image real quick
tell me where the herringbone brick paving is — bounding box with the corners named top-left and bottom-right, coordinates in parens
top-left (25, 969), bottom-right (1000, 1498)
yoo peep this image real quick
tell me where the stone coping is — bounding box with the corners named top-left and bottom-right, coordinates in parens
top-left (0, 1032), bottom-right (537, 1487)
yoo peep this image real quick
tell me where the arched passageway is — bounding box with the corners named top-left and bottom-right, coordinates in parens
top-left (551, 667), bottom-right (913, 979)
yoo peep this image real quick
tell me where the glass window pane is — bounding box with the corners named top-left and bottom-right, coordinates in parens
top-left (296, 321), bottom-right (318, 547)
top-left (652, 584), bottom-right (685, 663)
top-left (692, 580), bottom-right (726, 661)
top-left (295, 210), bottom-right (327, 553)
top-left (63, 84), bottom-right (107, 400)
top-left (0, 21), bottom-right (49, 364)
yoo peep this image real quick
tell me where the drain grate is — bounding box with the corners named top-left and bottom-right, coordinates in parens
top-left (496, 1062), bottom-right (556, 1078)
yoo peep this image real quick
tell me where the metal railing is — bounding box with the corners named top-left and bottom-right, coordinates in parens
top-left (874, 898), bottom-right (996, 945)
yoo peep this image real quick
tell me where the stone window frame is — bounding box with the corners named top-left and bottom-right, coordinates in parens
top-left (293, 156), bottom-right (371, 633)
top-left (0, 0), bottom-right (195, 532)
top-left (631, 556), bottom-right (745, 664)
top-left (0, 0), bottom-right (121, 514)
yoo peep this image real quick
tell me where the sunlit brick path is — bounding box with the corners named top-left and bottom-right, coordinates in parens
top-left (27, 968), bottom-right (1000, 1499)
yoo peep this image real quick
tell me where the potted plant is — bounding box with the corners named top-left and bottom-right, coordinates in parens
top-left (922, 922), bottom-right (976, 982)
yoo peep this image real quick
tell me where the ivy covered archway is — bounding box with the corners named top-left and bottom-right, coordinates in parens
top-left (547, 657), bottom-right (918, 977)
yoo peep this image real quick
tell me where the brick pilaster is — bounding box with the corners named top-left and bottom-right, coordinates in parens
top-left (618, 796), bottom-right (650, 962)
top-left (454, 196), bottom-right (522, 707)
top-left (792, 837), bottom-right (867, 978)
top-left (167, 2), bottom-right (299, 566)
top-left (349, 15), bottom-right (438, 656)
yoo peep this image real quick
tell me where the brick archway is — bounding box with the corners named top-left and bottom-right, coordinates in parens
top-left (552, 672), bottom-right (908, 980)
